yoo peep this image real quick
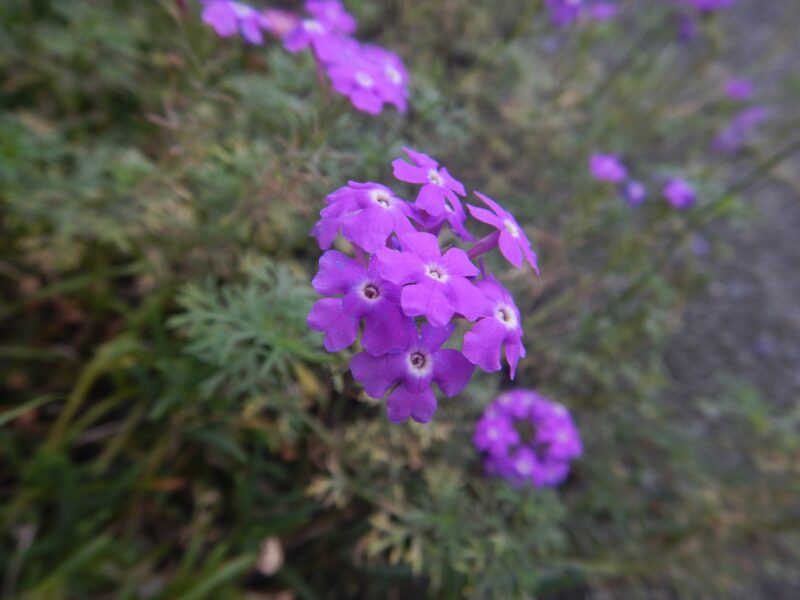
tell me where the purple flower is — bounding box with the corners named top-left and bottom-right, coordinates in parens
top-left (409, 195), bottom-right (474, 242)
top-left (473, 413), bottom-right (520, 456)
top-left (545, 0), bottom-right (584, 27)
top-left (589, 2), bottom-right (620, 21)
top-left (676, 12), bottom-right (698, 42)
top-left (308, 251), bottom-right (412, 355)
top-left (311, 182), bottom-right (415, 253)
top-left (545, 0), bottom-right (618, 27)
top-left (305, 0), bottom-right (357, 35)
top-left (202, 1), bottom-right (271, 44)
top-left (326, 56), bottom-right (391, 115)
top-left (361, 44), bottom-right (409, 113)
top-left (474, 390), bottom-right (582, 488)
top-left (262, 8), bottom-right (301, 39)
top-left (662, 178), bottom-right (696, 209)
top-left (392, 148), bottom-right (467, 217)
top-left (375, 232), bottom-right (489, 326)
top-left (624, 180), bottom-right (647, 206)
top-left (462, 277), bottom-right (526, 378)
top-left (589, 153), bottom-right (628, 183)
top-left (712, 106), bottom-right (769, 154)
top-left (283, 18), bottom-right (331, 53)
top-left (466, 192), bottom-right (539, 273)
top-left (725, 78), bottom-right (755, 101)
top-left (351, 323), bottom-right (475, 423)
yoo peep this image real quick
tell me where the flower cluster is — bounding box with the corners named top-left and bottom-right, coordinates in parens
top-left (201, 0), bottom-right (273, 44)
top-left (589, 152), bottom-right (697, 210)
top-left (474, 390), bottom-right (582, 488)
top-left (308, 149), bottom-right (539, 423)
top-left (713, 79), bottom-right (769, 155)
top-left (199, 0), bottom-right (408, 115)
top-left (545, 0), bottom-right (619, 27)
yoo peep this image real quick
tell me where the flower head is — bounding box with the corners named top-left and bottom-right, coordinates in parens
top-left (283, 17), bottom-right (331, 53)
top-left (590, 153), bottom-right (628, 183)
top-left (308, 251), bottom-right (412, 355)
top-left (351, 323), bottom-right (475, 423)
top-left (475, 390), bottom-right (582, 488)
top-left (305, 0), bottom-right (357, 34)
top-left (712, 106), bottom-right (769, 154)
top-left (624, 180), bottom-right (647, 206)
top-left (311, 182), bottom-right (415, 252)
top-left (466, 192), bottom-right (539, 273)
top-left (375, 232), bottom-right (489, 326)
top-left (462, 277), bottom-right (526, 378)
top-left (202, 1), bottom-right (271, 44)
top-left (392, 148), bottom-right (467, 217)
top-left (725, 78), bottom-right (755, 101)
top-left (662, 178), bottom-right (696, 209)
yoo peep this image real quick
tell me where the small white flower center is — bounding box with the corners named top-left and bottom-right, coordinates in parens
top-left (370, 189), bottom-right (392, 208)
top-left (515, 456), bottom-right (534, 475)
top-left (360, 281), bottom-right (381, 302)
top-left (407, 350), bottom-right (433, 377)
top-left (496, 304), bottom-right (518, 328)
top-left (386, 65), bottom-right (403, 85)
top-left (425, 264), bottom-right (448, 282)
top-left (487, 427), bottom-right (500, 441)
top-left (303, 19), bottom-right (324, 33)
top-left (427, 169), bottom-right (444, 187)
top-left (503, 219), bottom-right (520, 238)
top-left (355, 71), bottom-right (374, 88)
top-left (232, 2), bottom-right (253, 17)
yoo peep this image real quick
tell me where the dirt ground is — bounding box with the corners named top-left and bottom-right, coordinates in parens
top-left (665, 0), bottom-right (800, 418)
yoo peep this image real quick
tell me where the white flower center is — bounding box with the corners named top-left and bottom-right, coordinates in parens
top-left (515, 455), bottom-right (534, 475)
top-left (408, 350), bottom-right (433, 377)
top-left (232, 2), bottom-right (253, 17)
top-left (303, 19), bottom-right (324, 34)
top-left (385, 65), bottom-right (403, 85)
top-left (360, 281), bottom-right (381, 302)
top-left (427, 169), bottom-right (444, 186)
top-left (425, 264), bottom-right (448, 282)
top-left (496, 304), bottom-right (518, 328)
top-left (487, 427), bottom-right (500, 441)
top-left (370, 189), bottom-right (392, 208)
top-left (355, 71), bottom-right (374, 88)
top-left (503, 219), bottom-right (520, 238)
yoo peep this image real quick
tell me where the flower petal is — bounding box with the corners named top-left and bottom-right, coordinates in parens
top-left (362, 304), bottom-right (414, 355)
top-left (392, 159), bottom-right (430, 184)
top-left (415, 184), bottom-right (447, 216)
top-left (433, 349), bottom-right (475, 396)
top-left (446, 276), bottom-right (490, 321)
top-left (398, 231), bottom-right (442, 262)
top-left (401, 281), bottom-right (454, 326)
top-left (307, 298), bottom-right (359, 352)
top-left (342, 205), bottom-right (393, 252)
top-left (441, 247), bottom-right (479, 276)
top-left (498, 231), bottom-right (524, 268)
top-left (462, 318), bottom-right (507, 372)
top-left (312, 250), bottom-right (365, 295)
top-left (351, 352), bottom-right (405, 398)
top-left (374, 247), bottom-right (424, 285)
top-left (466, 204), bottom-right (502, 227)
top-left (387, 386), bottom-right (438, 423)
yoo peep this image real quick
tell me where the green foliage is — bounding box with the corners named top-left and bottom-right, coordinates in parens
top-left (2, 0), bottom-right (799, 598)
